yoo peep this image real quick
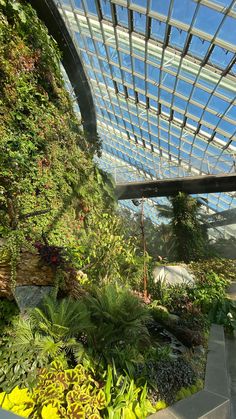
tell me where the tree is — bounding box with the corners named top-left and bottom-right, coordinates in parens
top-left (170, 192), bottom-right (208, 262)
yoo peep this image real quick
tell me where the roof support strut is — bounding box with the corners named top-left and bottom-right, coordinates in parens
top-left (115, 173), bottom-right (236, 200)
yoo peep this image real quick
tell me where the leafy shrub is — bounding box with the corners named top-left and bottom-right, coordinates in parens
top-left (0, 359), bottom-right (106, 418)
top-left (0, 360), bottom-right (157, 418)
top-left (175, 379), bottom-right (203, 402)
top-left (103, 365), bottom-right (156, 418)
top-left (191, 272), bottom-right (228, 313)
top-left (84, 284), bottom-right (151, 358)
top-left (208, 299), bottom-right (236, 332)
top-left (189, 258), bottom-right (235, 284)
top-left (170, 192), bottom-right (208, 262)
top-left (0, 298), bottom-right (19, 331)
top-left (31, 294), bottom-right (91, 341)
top-left (154, 358), bottom-right (196, 404)
top-left (0, 294), bottom-right (92, 392)
top-left (0, 330), bottom-right (51, 392)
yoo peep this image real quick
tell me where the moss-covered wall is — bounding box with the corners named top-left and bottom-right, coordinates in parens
top-left (0, 0), bottom-right (141, 291)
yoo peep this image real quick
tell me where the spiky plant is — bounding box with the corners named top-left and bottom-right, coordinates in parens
top-left (84, 283), bottom-right (151, 355)
top-left (30, 294), bottom-right (92, 341)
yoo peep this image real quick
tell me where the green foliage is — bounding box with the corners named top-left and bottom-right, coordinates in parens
top-left (191, 271), bottom-right (228, 313)
top-left (118, 208), bottom-right (175, 261)
top-left (70, 212), bottom-right (143, 286)
top-left (0, 329), bottom-right (52, 392)
top-left (0, 360), bottom-right (157, 418)
top-left (0, 0), bottom-right (117, 288)
top-left (170, 193), bottom-right (208, 262)
top-left (84, 284), bottom-right (151, 356)
top-left (103, 365), bottom-right (156, 418)
top-left (151, 358), bottom-right (196, 404)
top-left (189, 258), bottom-right (236, 284)
top-left (0, 298), bottom-right (19, 331)
top-left (208, 299), bottom-right (236, 332)
top-left (31, 294), bottom-right (91, 341)
top-left (0, 296), bottom-right (91, 392)
top-left (175, 379), bottom-right (203, 402)
top-left (0, 360), bottom-right (106, 418)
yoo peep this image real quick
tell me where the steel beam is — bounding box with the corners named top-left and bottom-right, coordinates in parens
top-left (29, 0), bottom-right (97, 141)
top-left (115, 173), bottom-right (236, 200)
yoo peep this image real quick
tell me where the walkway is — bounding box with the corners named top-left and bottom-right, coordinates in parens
top-left (226, 278), bottom-right (236, 419)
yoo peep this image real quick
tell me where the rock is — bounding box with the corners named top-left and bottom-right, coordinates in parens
top-left (0, 251), bottom-right (55, 299)
top-left (153, 265), bottom-right (195, 287)
top-left (14, 285), bottom-right (53, 311)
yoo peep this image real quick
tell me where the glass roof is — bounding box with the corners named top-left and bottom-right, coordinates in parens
top-left (56, 0), bottom-right (236, 232)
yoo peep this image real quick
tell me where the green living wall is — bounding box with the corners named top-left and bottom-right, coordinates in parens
top-left (0, 0), bottom-right (141, 290)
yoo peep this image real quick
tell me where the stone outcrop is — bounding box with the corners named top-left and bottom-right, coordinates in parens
top-left (0, 252), bottom-right (55, 299)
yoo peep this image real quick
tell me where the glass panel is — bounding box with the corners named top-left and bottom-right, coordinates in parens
top-left (161, 72), bottom-right (176, 89)
top-left (134, 76), bottom-right (145, 91)
top-left (116, 5), bottom-right (128, 27)
top-left (74, 0), bottom-right (83, 10)
top-left (147, 64), bottom-right (160, 83)
top-left (84, 0), bottom-right (97, 15)
top-left (171, 0), bottom-right (197, 25)
top-left (131, 0), bottom-right (146, 7)
top-left (192, 87), bottom-right (211, 106)
top-left (217, 16), bottom-right (236, 45)
top-left (210, 46), bottom-right (234, 69)
top-left (188, 36), bottom-right (211, 60)
top-left (169, 27), bottom-right (187, 49)
top-left (150, 0), bottom-right (171, 16)
top-left (86, 37), bottom-right (96, 52)
top-left (133, 11), bottom-right (146, 34)
top-left (108, 46), bottom-right (119, 63)
top-left (100, 0), bottom-right (112, 20)
top-left (133, 57), bottom-right (145, 75)
top-left (176, 79), bottom-right (193, 97)
top-left (193, 5), bottom-right (223, 35)
top-left (95, 40), bottom-right (106, 56)
top-left (208, 96), bottom-right (230, 114)
top-left (151, 19), bottom-right (166, 41)
top-left (225, 105), bottom-right (236, 120)
top-left (160, 89), bottom-right (172, 103)
top-left (120, 52), bottom-right (132, 68)
top-left (217, 119), bottom-right (236, 135)
top-left (111, 65), bottom-right (122, 80)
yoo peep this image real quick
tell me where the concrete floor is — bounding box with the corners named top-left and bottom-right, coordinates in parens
top-left (226, 332), bottom-right (236, 419)
top-left (226, 279), bottom-right (236, 419)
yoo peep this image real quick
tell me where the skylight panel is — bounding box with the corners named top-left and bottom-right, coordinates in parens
top-left (116, 5), bottom-right (128, 27)
top-left (84, 0), bottom-right (97, 15)
top-left (217, 16), bottom-right (236, 46)
top-left (171, 0), bottom-right (197, 25)
top-left (209, 46), bottom-right (234, 69)
top-left (133, 11), bottom-right (146, 33)
top-left (193, 5), bottom-right (223, 37)
top-left (188, 36), bottom-right (211, 59)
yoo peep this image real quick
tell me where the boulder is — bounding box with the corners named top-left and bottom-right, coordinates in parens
top-left (153, 265), bottom-right (195, 286)
top-left (0, 252), bottom-right (55, 299)
top-left (14, 285), bottom-right (53, 311)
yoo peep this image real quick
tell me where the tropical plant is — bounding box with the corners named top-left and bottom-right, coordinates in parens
top-left (0, 295), bottom-right (93, 391)
top-left (170, 192), bottom-right (208, 262)
top-left (0, 298), bottom-right (19, 332)
top-left (83, 284), bottom-right (151, 361)
top-left (208, 299), bottom-right (236, 332)
top-left (103, 364), bottom-right (156, 418)
top-left (0, 359), bottom-right (106, 418)
top-left (31, 294), bottom-right (91, 341)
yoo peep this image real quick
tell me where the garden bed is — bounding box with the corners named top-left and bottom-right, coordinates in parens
top-left (148, 324), bottom-right (230, 419)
